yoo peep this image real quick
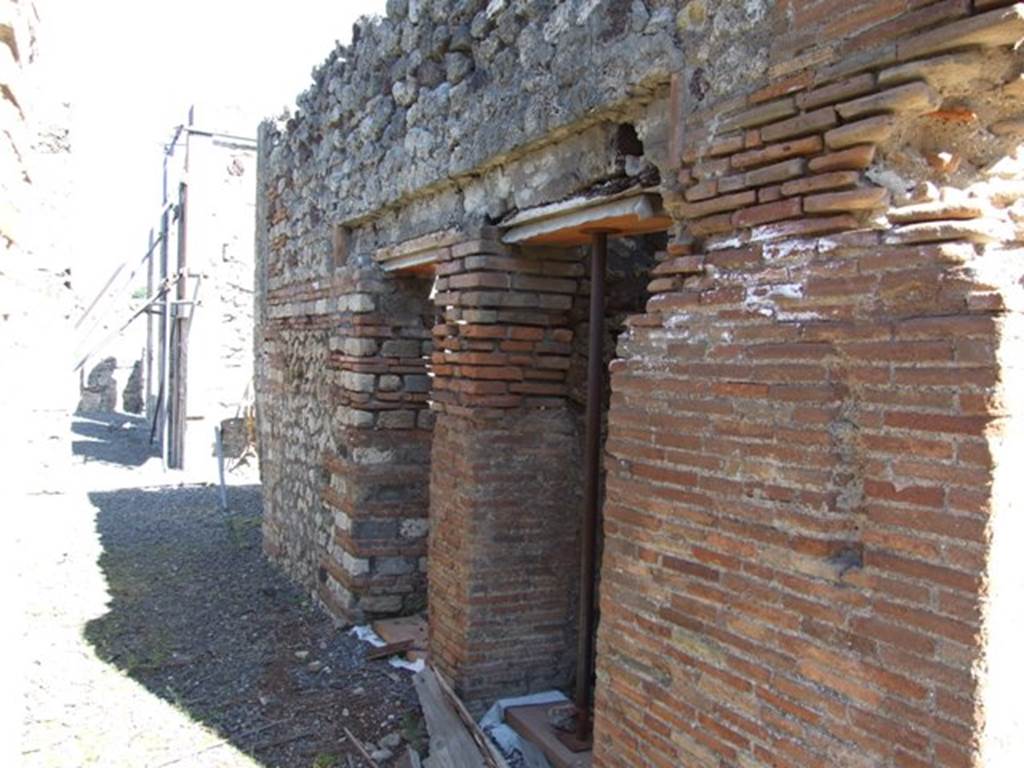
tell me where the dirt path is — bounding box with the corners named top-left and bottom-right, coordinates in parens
top-left (15, 413), bottom-right (421, 768)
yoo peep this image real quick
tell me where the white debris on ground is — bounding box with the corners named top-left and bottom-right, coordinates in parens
top-left (479, 691), bottom-right (569, 768)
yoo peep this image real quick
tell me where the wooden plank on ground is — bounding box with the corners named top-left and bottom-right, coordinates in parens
top-left (430, 665), bottom-right (510, 768)
top-left (412, 669), bottom-right (485, 768)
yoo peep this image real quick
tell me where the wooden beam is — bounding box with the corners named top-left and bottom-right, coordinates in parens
top-left (502, 193), bottom-right (670, 246)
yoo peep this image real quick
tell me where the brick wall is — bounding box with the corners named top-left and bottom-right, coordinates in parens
top-left (256, 2), bottom-right (1024, 762)
top-left (593, 2), bottom-right (1024, 766)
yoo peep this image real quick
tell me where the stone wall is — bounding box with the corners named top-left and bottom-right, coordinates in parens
top-left (256, 0), bottom-right (682, 622)
top-left (257, 0), bottom-right (1024, 764)
top-left (283, 0), bottom-right (681, 226)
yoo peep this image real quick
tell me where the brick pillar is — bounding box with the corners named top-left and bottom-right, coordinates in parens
top-left (427, 235), bottom-right (585, 710)
top-left (319, 267), bottom-right (434, 620)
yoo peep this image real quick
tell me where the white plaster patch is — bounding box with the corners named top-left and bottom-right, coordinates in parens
top-left (762, 237), bottom-right (812, 262)
top-left (743, 276), bottom-right (818, 322)
top-left (664, 313), bottom-right (696, 330)
top-left (777, 310), bottom-right (825, 322)
top-left (985, 146), bottom-right (1024, 179)
top-left (707, 235), bottom-right (745, 250)
top-left (770, 283), bottom-right (805, 300)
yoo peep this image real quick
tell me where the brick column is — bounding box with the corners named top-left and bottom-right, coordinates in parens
top-left (427, 234), bottom-right (585, 710)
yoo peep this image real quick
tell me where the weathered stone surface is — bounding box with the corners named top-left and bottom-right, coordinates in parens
top-left (732, 197), bottom-right (802, 228)
top-left (719, 97), bottom-right (797, 131)
top-left (991, 118), bottom-right (1024, 136)
top-left (679, 190), bottom-right (757, 219)
top-left (884, 218), bottom-right (1008, 244)
top-left (77, 357), bottom-right (117, 413)
top-left (262, 0), bottom-right (683, 230)
top-left (122, 359), bottom-right (143, 414)
top-left (1004, 74), bottom-right (1024, 98)
top-left (879, 50), bottom-right (990, 88)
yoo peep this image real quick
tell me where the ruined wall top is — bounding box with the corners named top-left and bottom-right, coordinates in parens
top-left (262, 0), bottom-right (684, 228)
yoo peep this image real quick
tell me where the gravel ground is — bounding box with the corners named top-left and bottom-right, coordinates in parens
top-left (15, 413), bottom-right (422, 768)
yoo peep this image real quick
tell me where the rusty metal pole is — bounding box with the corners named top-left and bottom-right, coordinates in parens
top-left (575, 231), bottom-right (607, 742)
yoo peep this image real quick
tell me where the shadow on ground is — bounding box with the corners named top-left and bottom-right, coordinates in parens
top-left (83, 483), bottom-right (421, 767)
top-left (72, 412), bottom-right (159, 466)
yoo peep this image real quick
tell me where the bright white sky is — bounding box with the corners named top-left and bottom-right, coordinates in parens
top-left (44, 0), bottom-right (387, 299)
